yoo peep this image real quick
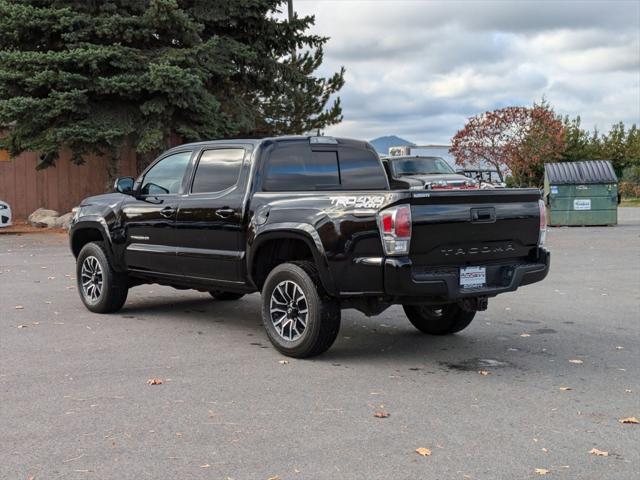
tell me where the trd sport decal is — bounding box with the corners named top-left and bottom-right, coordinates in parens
top-left (329, 196), bottom-right (386, 209)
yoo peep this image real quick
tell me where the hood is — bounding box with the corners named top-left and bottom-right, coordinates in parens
top-left (395, 173), bottom-right (476, 188)
top-left (80, 192), bottom-right (125, 206)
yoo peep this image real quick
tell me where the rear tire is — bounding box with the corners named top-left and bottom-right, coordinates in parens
top-left (403, 304), bottom-right (475, 335)
top-left (209, 290), bottom-right (245, 301)
top-left (261, 261), bottom-right (340, 358)
top-left (76, 242), bottom-right (128, 313)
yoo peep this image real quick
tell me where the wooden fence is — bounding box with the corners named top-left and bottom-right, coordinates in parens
top-left (0, 148), bottom-right (138, 220)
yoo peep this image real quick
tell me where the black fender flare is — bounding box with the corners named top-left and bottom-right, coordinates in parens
top-left (69, 218), bottom-right (123, 270)
top-left (248, 223), bottom-right (337, 295)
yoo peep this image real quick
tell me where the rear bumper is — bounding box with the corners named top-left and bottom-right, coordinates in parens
top-left (383, 248), bottom-right (550, 301)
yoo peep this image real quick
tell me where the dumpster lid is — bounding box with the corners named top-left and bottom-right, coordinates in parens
top-left (545, 160), bottom-right (617, 185)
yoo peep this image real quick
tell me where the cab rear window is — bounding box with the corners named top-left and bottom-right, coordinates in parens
top-left (263, 141), bottom-right (387, 191)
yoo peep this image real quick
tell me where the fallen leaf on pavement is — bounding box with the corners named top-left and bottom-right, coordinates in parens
top-left (147, 378), bottom-right (163, 385)
top-left (559, 386), bottom-right (572, 391)
top-left (619, 417), bottom-right (639, 424)
top-left (589, 448), bottom-right (608, 457)
top-left (373, 411), bottom-right (390, 418)
top-left (569, 359), bottom-right (583, 364)
top-left (415, 447), bottom-right (432, 456)
top-left (535, 468), bottom-right (550, 475)
top-left (15, 305), bottom-right (24, 310)
top-left (478, 370), bottom-right (491, 376)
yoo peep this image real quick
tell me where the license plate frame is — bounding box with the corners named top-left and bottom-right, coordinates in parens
top-left (460, 266), bottom-right (486, 288)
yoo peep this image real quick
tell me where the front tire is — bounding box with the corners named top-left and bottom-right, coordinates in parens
top-left (261, 261), bottom-right (340, 358)
top-left (76, 242), bottom-right (128, 313)
top-left (403, 304), bottom-right (475, 335)
top-left (209, 290), bottom-right (245, 301)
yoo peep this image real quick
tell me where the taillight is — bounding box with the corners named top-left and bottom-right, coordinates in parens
top-left (538, 199), bottom-right (547, 245)
top-left (381, 213), bottom-right (393, 233)
top-left (377, 204), bottom-right (412, 255)
top-left (395, 207), bottom-right (411, 237)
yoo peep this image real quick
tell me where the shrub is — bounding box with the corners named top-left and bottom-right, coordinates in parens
top-left (621, 165), bottom-right (640, 183)
top-left (619, 181), bottom-right (640, 199)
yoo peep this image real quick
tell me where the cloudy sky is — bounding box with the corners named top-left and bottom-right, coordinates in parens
top-left (293, 0), bottom-right (640, 144)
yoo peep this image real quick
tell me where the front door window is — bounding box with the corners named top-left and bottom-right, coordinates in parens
top-left (140, 151), bottom-right (192, 195)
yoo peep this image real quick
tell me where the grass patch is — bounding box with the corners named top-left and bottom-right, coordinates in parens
top-left (620, 198), bottom-right (640, 207)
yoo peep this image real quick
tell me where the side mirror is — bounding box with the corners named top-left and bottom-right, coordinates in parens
top-left (114, 176), bottom-right (135, 195)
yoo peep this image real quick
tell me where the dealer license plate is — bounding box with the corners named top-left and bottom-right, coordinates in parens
top-left (460, 266), bottom-right (486, 288)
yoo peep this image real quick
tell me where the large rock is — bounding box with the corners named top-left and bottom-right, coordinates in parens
top-left (28, 208), bottom-right (60, 228)
top-left (54, 212), bottom-right (74, 229)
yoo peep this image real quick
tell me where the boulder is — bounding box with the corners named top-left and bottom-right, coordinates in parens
top-left (28, 208), bottom-right (60, 228)
top-left (54, 212), bottom-right (74, 229)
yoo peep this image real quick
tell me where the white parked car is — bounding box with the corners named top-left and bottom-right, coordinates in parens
top-left (0, 200), bottom-right (12, 227)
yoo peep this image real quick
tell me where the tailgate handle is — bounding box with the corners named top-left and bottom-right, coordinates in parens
top-left (471, 207), bottom-right (496, 223)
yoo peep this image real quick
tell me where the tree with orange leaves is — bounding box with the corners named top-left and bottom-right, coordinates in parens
top-left (450, 101), bottom-right (565, 186)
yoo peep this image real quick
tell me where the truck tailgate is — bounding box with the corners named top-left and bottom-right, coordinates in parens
top-left (408, 189), bottom-right (541, 265)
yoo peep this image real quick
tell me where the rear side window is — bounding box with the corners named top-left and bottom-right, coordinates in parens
top-left (191, 148), bottom-right (245, 193)
top-left (263, 141), bottom-right (388, 191)
top-left (263, 143), bottom-right (340, 191)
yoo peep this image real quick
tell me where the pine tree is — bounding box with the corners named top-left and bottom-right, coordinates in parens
top-left (0, 0), bottom-right (345, 173)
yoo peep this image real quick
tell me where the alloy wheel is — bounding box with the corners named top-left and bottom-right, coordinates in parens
top-left (269, 280), bottom-right (309, 341)
top-left (81, 256), bottom-right (103, 303)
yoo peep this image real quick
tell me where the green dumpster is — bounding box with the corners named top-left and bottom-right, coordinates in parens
top-left (544, 160), bottom-right (618, 226)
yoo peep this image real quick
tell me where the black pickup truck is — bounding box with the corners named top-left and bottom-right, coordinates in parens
top-left (69, 136), bottom-right (549, 357)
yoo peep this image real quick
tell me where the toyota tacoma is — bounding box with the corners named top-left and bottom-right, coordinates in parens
top-left (70, 136), bottom-right (550, 357)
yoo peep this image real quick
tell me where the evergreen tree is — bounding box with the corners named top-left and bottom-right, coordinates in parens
top-left (561, 115), bottom-right (592, 162)
top-left (561, 115), bottom-right (639, 176)
top-left (0, 0), bottom-right (345, 173)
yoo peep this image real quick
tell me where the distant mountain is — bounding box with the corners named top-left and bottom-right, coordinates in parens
top-left (369, 135), bottom-right (415, 155)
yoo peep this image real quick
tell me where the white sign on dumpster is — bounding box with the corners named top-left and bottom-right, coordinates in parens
top-left (573, 199), bottom-right (591, 211)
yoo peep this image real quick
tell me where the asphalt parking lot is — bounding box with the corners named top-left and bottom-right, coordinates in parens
top-left (1, 208), bottom-right (639, 480)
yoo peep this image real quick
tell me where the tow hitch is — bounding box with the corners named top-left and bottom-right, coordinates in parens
top-left (459, 296), bottom-right (489, 312)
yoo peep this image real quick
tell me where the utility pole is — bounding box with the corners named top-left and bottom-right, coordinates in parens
top-left (288, 0), bottom-right (295, 59)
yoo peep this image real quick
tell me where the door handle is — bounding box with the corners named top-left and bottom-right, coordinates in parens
top-left (216, 208), bottom-right (235, 218)
top-left (160, 206), bottom-right (176, 218)
top-left (216, 208), bottom-right (236, 218)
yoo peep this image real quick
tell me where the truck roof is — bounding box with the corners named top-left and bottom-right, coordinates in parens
top-left (165, 136), bottom-right (374, 152)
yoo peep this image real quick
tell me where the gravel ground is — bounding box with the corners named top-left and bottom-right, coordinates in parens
top-left (1, 208), bottom-right (639, 480)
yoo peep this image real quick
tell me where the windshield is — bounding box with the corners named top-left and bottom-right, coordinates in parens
top-left (392, 157), bottom-right (455, 176)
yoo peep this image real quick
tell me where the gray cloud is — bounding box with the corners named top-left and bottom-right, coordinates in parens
top-left (294, 0), bottom-right (640, 144)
